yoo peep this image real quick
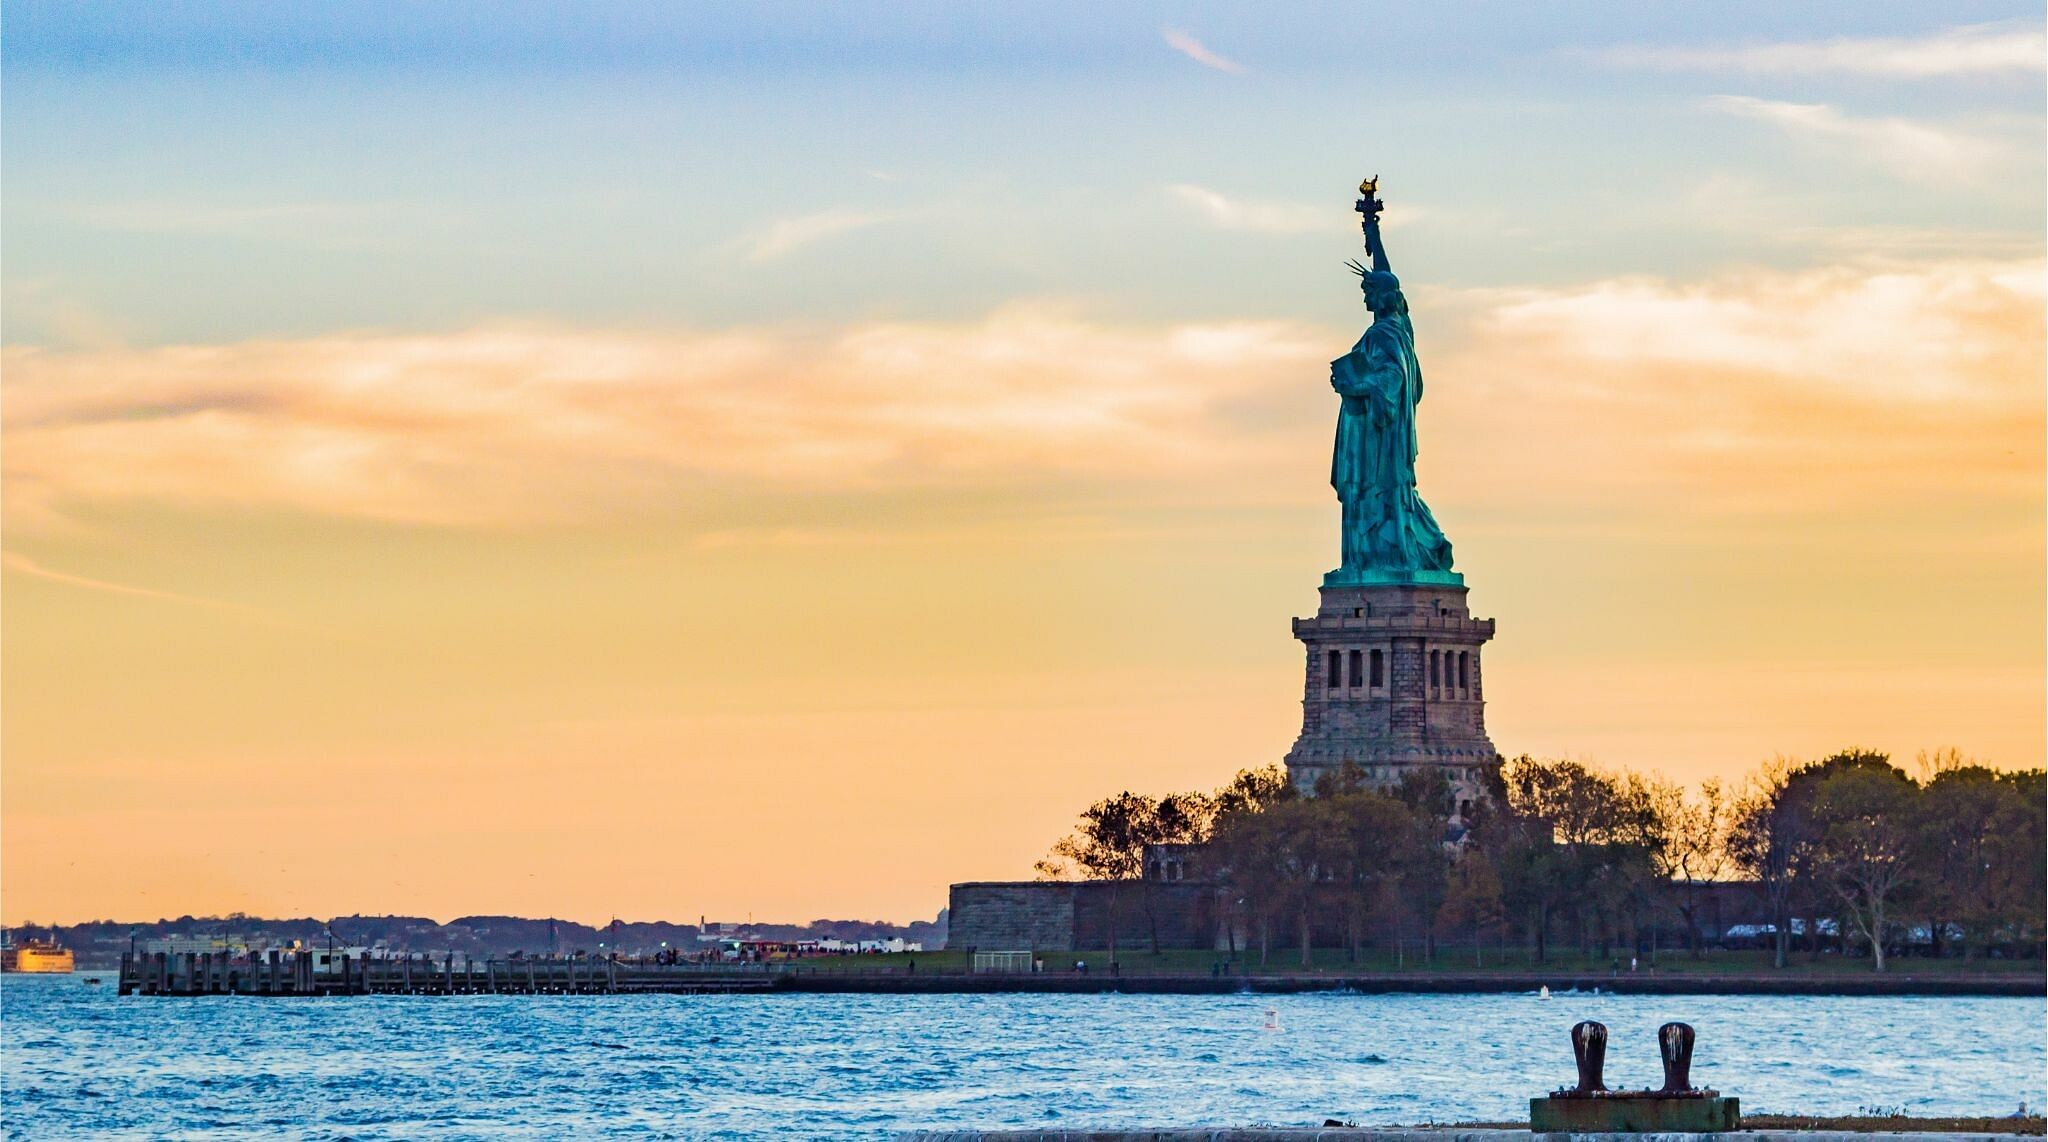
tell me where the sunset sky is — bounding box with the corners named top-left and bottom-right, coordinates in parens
top-left (4, 3), bottom-right (2042, 927)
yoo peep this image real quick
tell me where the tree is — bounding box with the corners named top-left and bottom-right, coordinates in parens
top-left (1791, 749), bottom-right (1903, 959)
top-left (1436, 847), bottom-right (1505, 965)
top-left (1729, 749), bottom-right (1895, 967)
top-left (1728, 759), bottom-right (1802, 967)
top-left (1036, 791), bottom-right (1156, 965)
top-left (1201, 766), bottom-right (1296, 957)
top-left (1810, 764), bottom-right (1920, 972)
top-left (1323, 788), bottom-right (1412, 962)
top-left (1916, 765), bottom-right (2004, 958)
top-left (1653, 777), bottom-right (1730, 958)
top-left (1391, 768), bottom-right (1457, 963)
top-left (1495, 757), bottom-right (1659, 963)
top-left (1983, 769), bottom-right (2047, 953)
top-left (1214, 765), bottom-right (1295, 823)
top-left (1256, 799), bottom-right (1347, 967)
top-left (1211, 798), bottom-right (1335, 967)
top-left (1913, 746), bottom-right (1972, 782)
top-left (1135, 790), bottom-right (1214, 954)
top-left (1603, 773), bottom-right (1669, 962)
top-left (1486, 757), bottom-right (1571, 963)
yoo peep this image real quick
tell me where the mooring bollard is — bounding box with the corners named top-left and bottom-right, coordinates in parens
top-left (1658, 1021), bottom-right (1696, 1094)
top-left (1531, 1019), bottom-right (1738, 1134)
top-left (1570, 1020), bottom-right (1608, 1093)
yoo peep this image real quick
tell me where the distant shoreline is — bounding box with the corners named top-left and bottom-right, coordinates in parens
top-left (61, 954), bottom-right (2048, 998)
top-left (69, 967), bottom-right (2041, 998)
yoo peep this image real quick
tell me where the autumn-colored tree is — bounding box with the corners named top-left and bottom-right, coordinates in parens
top-left (1436, 847), bottom-right (1506, 965)
top-left (1323, 788), bottom-right (1413, 962)
top-left (1810, 763), bottom-right (1920, 972)
top-left (1916, 764), bottom-right (2005, 958)
top-left (1984, 769), bottom-right (2046, 949)
top-left (1495, 757), bottom-right (1662, 962)
top-left (1037, 749), bottom-right (2044, 972)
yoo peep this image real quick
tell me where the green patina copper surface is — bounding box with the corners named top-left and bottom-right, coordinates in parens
top-left (1327, 180), bottom-right (1457, 588)
top-left (1323, 567), bottom-right (1465, 588)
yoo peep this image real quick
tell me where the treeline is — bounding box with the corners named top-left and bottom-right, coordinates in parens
top-left (1035, 749), bottom-right (2045, 971)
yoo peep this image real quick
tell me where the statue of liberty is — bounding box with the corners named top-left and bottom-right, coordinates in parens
top-left (1326, 177), bottom-right (1457, 585)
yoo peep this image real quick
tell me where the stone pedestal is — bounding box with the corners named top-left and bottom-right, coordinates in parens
top-left (1282, 578), bottom-right (1498, 804)
top-left (1529, 1095), bottom-right (1741, 1134)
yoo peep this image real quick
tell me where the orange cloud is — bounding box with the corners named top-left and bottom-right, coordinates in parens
top-left (1425, 258), bottom-right (2044, 523)
top-left (3, 307), bottom-right (1325, 528)
top-left (5, 259), bottom-right (2038, 539)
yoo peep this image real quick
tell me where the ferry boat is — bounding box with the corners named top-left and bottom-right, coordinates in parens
top-left (2, 939), bottom-right (77, 973)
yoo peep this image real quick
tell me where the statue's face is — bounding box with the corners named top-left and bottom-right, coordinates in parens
top-left (1358, 271), bottom-right (1403, 314)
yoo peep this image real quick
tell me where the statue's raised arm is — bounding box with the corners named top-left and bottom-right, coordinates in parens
top-left (1356, 175), bottom-right (1391, 274)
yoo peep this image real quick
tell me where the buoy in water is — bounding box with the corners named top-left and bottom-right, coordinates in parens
top-left (1261, 1007), bottom-right (1281, 1032)
top-left (1540, 985), bottom-right (1551, 1000)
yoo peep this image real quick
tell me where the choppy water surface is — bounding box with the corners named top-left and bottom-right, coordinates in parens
top-left (3, 976), bottom-right (2042, 1139)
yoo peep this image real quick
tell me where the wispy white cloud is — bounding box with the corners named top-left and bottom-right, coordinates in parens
top-left (1600, 22), bottom-right (2045, 78)
top-left (738, 208), bottom-right (898, 262)
top-left (0, 550), bottom-right (240, 609)
top-left (1705, 95), bottom-right (2006, 182)
top-left (1162, 28), bottom-right (1246, 75)
top-left (1164, 184), bottom-right (1327, 234)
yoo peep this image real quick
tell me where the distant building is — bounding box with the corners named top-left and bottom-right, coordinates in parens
top-left (139, 935), bottom-right (242, 957)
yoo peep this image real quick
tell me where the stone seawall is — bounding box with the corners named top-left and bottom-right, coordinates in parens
top-left (948, 883), bottom-right (1078, 952)
top-left (949, 881), bottom-right (1224, 953)
top-left (785, 973), bottom-right (2041, 996)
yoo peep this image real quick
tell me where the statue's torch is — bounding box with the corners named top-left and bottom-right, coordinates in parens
top-left (1354, 175), bottom-right (1384, 236)
top-left (1354, 175), bottom-right (1390, 273)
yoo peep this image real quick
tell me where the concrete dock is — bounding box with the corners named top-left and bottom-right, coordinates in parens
top-left (899, 1133), bottom-right (2035, 1142)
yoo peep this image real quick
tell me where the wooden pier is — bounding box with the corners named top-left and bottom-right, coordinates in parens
top-left (117, 950), bottom-right (777, 997)
top-left (115, 954), bottom-right (2046, 998)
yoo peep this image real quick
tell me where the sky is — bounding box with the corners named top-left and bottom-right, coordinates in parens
top-left (3, 3), bottom-right (2042, 927)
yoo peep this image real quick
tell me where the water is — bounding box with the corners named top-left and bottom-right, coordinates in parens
top-left (4, 975), bottom-right (2042, 1139)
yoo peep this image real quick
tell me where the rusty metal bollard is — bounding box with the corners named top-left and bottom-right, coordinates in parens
top-left (1658, 1022), bottom-right (1696, 1094)
top-left (1571, 1020), bottom-right (1609, 1094)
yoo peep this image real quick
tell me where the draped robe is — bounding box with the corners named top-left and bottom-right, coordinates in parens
top-left (1329, 310), bottom-right (1454, 572)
